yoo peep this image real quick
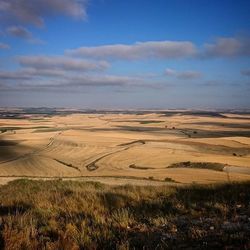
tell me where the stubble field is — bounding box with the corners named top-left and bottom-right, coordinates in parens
top-left (1, 109), bottom-right (250, 185)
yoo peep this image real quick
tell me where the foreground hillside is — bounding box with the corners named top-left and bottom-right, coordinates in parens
top-left (0, 180), bottom-right (249, 249)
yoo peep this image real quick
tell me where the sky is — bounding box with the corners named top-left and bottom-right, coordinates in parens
top-left (0, 0), bottom-right (250, 109)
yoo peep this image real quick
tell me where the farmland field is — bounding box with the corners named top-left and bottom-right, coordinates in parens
top-left (1, 108), bottom-right (250, 185)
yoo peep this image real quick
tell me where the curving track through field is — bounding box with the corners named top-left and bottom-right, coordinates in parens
top-left (85, 140), bottom-right (145, 171)
top-left (0, 131), bottom-right (62, 165)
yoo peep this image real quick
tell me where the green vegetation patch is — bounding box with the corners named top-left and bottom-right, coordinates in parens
top-left (32, 127), bottom-right (69, 133)
top-left (139, 120), bottom-right (164, 124)
top-left (53, 158), bottom-right (81, 172)
top-left (129, 164), bottom-right (154, 170)
top-left (0, 126), bottom-right (51, 133)
top-left (168, 161), bottom-right (225, 171)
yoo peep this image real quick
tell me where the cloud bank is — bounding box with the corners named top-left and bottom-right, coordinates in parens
top-left (0, 55), bottom-right (154, 91)
top-left (0, 71), bottom-right (150, 91)
top-left (0, 36), bottom-right (249, 93)
top-left (68, 36), bottom-right (250, 60)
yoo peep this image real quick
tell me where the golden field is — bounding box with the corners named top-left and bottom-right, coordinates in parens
top-left (1, 110), bottom-right (250, 185)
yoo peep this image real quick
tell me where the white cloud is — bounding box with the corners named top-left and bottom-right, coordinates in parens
top-left (202, 37), bottom-right (250, 58)
top-left (67, 41), bottom-right (197, 60)
top-left (0, 0), bottom-right (87, 27)
top-left (0, 72), bottom-right (152, 91)
top-left (6, 25), bottom-right (45, 44)
top-left (7, 26), bottom-right (32, 39)
top-left (165, 68), bottom-right (176, 76)
top-left (68, 36), bottom-right (250, 61)
top-left (18, 56), bottom-right (110, 72)
top-left (241, 69), bottom-right (250, 76)
top-left (0, 42), bottom-right (10, 49)
top-left (165, 68), bottom-right (202, 80)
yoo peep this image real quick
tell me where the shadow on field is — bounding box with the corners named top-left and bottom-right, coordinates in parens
top-left (0, 139), bottom-right (19, 161)
top-left (172, 182), bottom-right (250, 207)
top-left (189, 121), bottom-right (250, 129)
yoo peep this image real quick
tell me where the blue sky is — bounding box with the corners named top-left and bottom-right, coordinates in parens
top-left (0, 0), bottom-right (250, 109)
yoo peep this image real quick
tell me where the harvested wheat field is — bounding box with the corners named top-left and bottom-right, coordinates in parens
top-left (1, 109), bottom-right (250, 185)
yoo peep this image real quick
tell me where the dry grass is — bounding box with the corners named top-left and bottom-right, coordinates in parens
top-left (0, 179), bottom-right (249, 249)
